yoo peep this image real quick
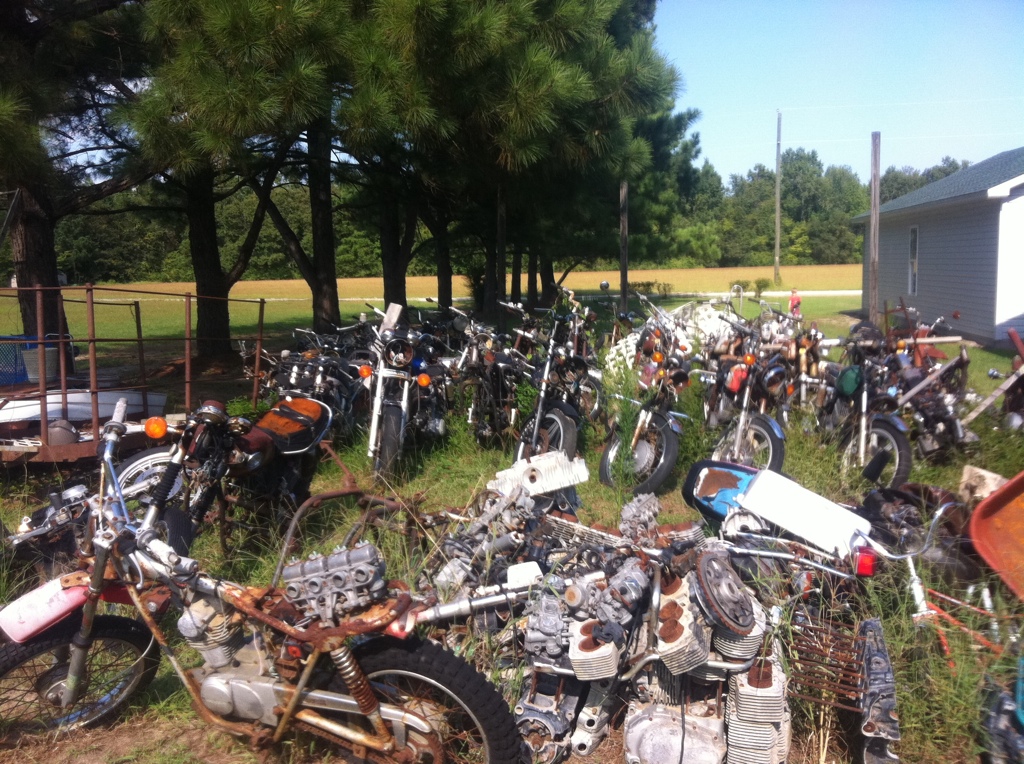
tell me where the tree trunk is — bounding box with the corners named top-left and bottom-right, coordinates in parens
top-left (9, 185), bottom-right (63, 338)
top-left (380, 198), bottom-right (408, 307)
top-left (482, 242), bottom-right (498, 319)
top-left (511, 245), bottom-right (522, 305)
top-left (540, 254), bottom-right (556, 307)
top-left (495, 187), bottom-right (508, 330)
top-left (527, 248), bottom-right (538, 310)
top-left (435, 229), bottom-right (452, 309)
top-left (307, 118), bottom-right (341, 331)
top-left (184, 167), bottom-right (232, 359)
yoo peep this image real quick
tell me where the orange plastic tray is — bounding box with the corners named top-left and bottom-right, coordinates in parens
top-left (969, 469), bottom-right (1024, 600)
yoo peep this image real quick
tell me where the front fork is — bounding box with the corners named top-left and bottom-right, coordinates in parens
top-left (61, 531), bottom-right (115, 708)
top-left (857, 387), bottom-right (869, 466)
top-left (366, 365), bottom-right (411, 459)
top-left (730, 380), bottom-right (753, 461)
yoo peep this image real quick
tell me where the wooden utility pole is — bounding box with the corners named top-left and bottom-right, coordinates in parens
top-left (774, 111), bottom-right (782, 285)
top-left (869, 132), bottom-right (881, 326)
top-left (619, 179), bottom-right (629, 312)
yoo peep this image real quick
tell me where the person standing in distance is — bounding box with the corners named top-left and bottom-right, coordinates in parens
top-left (789, 288), bottom-right (802, 317)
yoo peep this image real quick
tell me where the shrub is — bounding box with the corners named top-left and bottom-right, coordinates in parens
top-left (754, 278), bottom-right (772, 298)
top-left (656, 282), bottom-right (673, 297)
top-left (730, 279), bottom-right (751, 293)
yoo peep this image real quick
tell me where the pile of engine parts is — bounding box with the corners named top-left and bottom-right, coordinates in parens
top-left (406, 452), bottom-right (898, 764)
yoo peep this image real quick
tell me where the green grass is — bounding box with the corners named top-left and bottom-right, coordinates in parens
top-left (1, 287), bottom-right (1021, 763)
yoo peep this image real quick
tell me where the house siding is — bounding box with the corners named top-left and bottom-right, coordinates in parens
top-left (861, 199), bottom-right (1001, 341)
top-left (995, 194), bottom-right (1024, 339)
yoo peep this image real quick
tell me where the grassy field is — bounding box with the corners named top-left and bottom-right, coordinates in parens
top-left (0, 269), bottom-right (1021, 763)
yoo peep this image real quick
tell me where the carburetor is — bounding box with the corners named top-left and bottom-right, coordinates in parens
top-left (281, 542), bottom-right (387, 622)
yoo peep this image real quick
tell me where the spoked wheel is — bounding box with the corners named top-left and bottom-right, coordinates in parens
top-left (599, 412), bottom-right (679, 495)
top-left (841, 419), bottom-right (912, 490)
top-left (515, 409), bottom-right (578, 461)
top-left (711, 413), bottom-right (785, 472)
top-left (0, 616), bottom-right (159, 737)
top-left (117, 447), bottom-right (203, 556)
top-left (322, 638), bottom-right (523, 764)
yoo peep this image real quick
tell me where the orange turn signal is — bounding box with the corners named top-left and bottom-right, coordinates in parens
top-left (417, 373), bottom-right (432, 387)
top-left (144, 417), bottom-right (168, 440)
top-left (743, 353), bottom-right (757, 366)
top-left (896, 339), bottom-right (906, 351)
top-left (652, 351), bottom-right (664, 364)
top-left (358, 364), bottom-right (373, 378)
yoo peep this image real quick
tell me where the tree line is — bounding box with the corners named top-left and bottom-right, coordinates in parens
top-left (0, 0), bottom-right (969, 357)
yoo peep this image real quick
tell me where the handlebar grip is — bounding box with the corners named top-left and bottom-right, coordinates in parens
top-left (112, 397), bottom-right (128, 424)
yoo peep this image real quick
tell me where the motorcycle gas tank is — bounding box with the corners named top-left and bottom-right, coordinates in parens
top-left (0, 576), bottom-right (88, 643)
top-left (250, 396), bottom-right (332, 456)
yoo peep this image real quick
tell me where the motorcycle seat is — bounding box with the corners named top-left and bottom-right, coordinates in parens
top-left (255, 397), bottom-right (330, 453)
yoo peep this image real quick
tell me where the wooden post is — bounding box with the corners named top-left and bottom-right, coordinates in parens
top-left (774, 110), bottom-right (782, 285)
top-left (619, 179), bottom-right (629, 312)
top-left (869, 132), bottom-right (881, 326)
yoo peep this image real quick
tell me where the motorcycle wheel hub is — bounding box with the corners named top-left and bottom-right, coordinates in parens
top-left (631, 438), bottom-right (657, 474)
top-left (693, 552), bottom-right (755, 636)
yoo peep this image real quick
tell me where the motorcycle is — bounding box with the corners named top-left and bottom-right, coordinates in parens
top-left (362, 303), bottom-right (449, 482)
top-left (598, 338), bottom-right (690, 495)
top-left (698, 316), bottom-right (787, 472)
top-left (0, 401), bottom-right (523, 763)
top-left (116, 394), bottom-right (332, 554)
top-left (816, 329), bottom-right (913, 488)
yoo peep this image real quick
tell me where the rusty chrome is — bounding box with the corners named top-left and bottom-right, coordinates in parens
top-left (272, 646), bottom-right (322, 743)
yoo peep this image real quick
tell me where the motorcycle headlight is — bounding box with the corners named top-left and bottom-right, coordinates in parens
top-left (227, 416), bottom-right (252, 436)
top-left (195, 401), bottom-right (228, 426)
top-left (552, 345), bottom-right (568, 365)
top-left (760, 365), bottom-right (787, 397)
top-left (384, 338), bottom-right (414, 368)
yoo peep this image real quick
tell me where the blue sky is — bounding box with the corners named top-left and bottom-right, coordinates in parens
top-left (652, 0), bottom-right (1024, 184)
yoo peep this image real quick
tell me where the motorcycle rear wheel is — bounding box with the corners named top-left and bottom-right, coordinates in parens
top-left (0, 615), bottom-right (159, 736)
top-left (599, 412), bottom-right (679, 495)
top-left (326, 638), bottom-right (523, 764)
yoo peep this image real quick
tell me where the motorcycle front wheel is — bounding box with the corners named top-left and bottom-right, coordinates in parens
top-left (373, 404), bottom-right (404, 483)
top-left (841, 419), bottom-right (912, 489)
top-left (599, 412), bottom-right (679, 495)
top-left (0, 615), bottom-right (159, 736)
top-left (711, 413), bottom-right (785, 472)
top-left (331, 638), bottom-right (523, 764)
top-left (117, 447), bottom-right (202, 555)
top-left (515, 409), bottom-right (578, 461)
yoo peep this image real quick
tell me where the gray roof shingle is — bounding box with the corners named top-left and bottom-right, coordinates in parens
top-left (852, 146), bottom-right (1024, 221)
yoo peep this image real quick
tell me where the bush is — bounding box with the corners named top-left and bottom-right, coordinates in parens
top-left (754, 278), bottom-right (772, 298)
top-left (657, 282), bottom-right (673, 297)
top-left (730, 279), bottom-right (751, 293)
top-left (629, 280), bottom-right (658, 295)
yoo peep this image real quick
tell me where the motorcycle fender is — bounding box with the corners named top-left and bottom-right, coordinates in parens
top-left (658, 413), bottom-right (683, 435)
top-left (0, 576), bottom-right (88, 644)
top-left (549, 400), bottom-right (582, 424)
top-left (753, 412), bottom-right (786, 442)
top-left (872, 412), bottom-right (909, 434)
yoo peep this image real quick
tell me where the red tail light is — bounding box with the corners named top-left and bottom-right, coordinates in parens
top-left (854, 546), bottom-right (878, 577)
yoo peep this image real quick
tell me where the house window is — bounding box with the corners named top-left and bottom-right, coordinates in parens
top-left (908, 227), bottom-right (918, 296)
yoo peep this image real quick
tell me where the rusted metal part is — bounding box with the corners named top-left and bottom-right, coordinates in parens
top-left (122, 580), bottom-right (260, 740)
top-left (219, 584), bottom-right (412, 652)
top-left (272, 646), bottom-right (322, 743)
top-left (292, 711), bottom-right (419, 763)
top-left (786, 616), bottom-right (868, 714)
top-left (0, 430), bottom-right (151, 463)
top-left (329, 643), bottom-right (392, 742)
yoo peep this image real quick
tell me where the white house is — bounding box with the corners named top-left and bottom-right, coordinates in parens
top-left (854, 146), bottom-right (1024, 344)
